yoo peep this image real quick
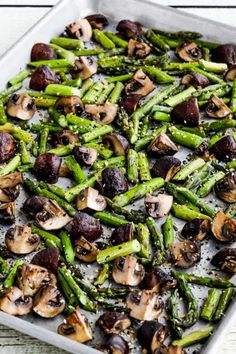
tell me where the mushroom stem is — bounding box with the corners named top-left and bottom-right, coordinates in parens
top-left (97, 239), bottom-right (141, 264)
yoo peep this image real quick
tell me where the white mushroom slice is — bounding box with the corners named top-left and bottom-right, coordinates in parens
top-left (0, 286), bottom-right (33, 316)
top-left (112, 256), bottom-right (145, 286)
top-left (72, 57), bottom-right (97, 80)
top-left (125, 69), bottom-right (155, 97)
top-left (74, 236), bottom-right (99, 262)
top-left (126, 290), bottom-right (163, 320)
top-left (211, 211), bottom-right (236, 243)
top-left (128, 39), bottom-right (151, 58)
top-left (35, 200), bottom-right (70, 230)
top-left (33, 285), bottom-right (65, 318)
top-left (7, 93), bottom-right (36, 120)
top-left (66, 19), bottom-right (92, 41)
top-left (145, 194), bottom-right (173, 218)
top-left (5, 225), bottom-right (40, 255)
top-left (76, 187), bottom-right (106, 211)
top-left (85, 102), bottom-right (118, 124)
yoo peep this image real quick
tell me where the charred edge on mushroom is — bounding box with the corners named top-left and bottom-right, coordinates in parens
top-left (97, 311), bottom-right (131, 334)
top-left (85, 14), bottom-right (108, 30)
top-left (181, 72), bottom-right (210, 89)
top-left (111, 223), bottom-right (134, 246)
top-left (181, 218), bottom-right (211, 241)
top-left (31, 43), bottom-right (57, 61)
top-left (210, 135), bottom-right (236, 162)
top-left (34, 153), bottom-right (62, 183)
top-left (103, 133), bottom-right (129, 156)
top-left (0, 201), bottom-right (16, 224)
top-left (205, 95), bottom-right (232, 119)
top-left (214, 172), bottom-right (236, 203)
top-left (171, 97), bottom-right (200, 127)
top-left (212, 44), bottom-right (235, 66)
top-left (211, 211), bottom-right (236, 243)
top-left (0, 131), bottom-right (17, 164)
top-left (137, 321), bottom-right (167, 353)
top-left (211, 247), bottom-right (236, 274)
top-left (67, 211), bottom-right (103, 242)
top-left (29, 65), bottom-right (60, 91)
top-left (176, 42), bottom-right (202, 62)
top-left (142, 267), bottom-right (176, 292)
top-left (116, 19), bottom-right (141, 39)
top-left (128, 39), bottom-right (151, 59)
top-left (125, 69), bottom-right (154, 97)
top-left (74, 236), bottom-right (99, 262)
top-left (151, 156), bottom-right (181, 181)
top-left (22, 196), bottom-right (48, 217)
top-left (33, 284), bottom-right (65, 318)
top-left (31, 247), bottom-right (60, 274)
top-left (102, 167), bottom-right (128, 199)
top-left (120, 94), bottom-right (142, 114)
top-left (35, 199), bottom-right (70, 231)
top-left (73, 146), bottom-right (98, 166)
top-left (169, 241), bottom-right (201, 268)
top-left (5, 224), bottom-right (40, 255)
top-left (148, 133), bottom-right (178, 157)
top-left (66, 19), bottom-right (92, 41)
top-left (55, 96), bottom-right (84, 117)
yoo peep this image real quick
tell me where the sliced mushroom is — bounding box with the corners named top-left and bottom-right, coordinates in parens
top-left (0, 287), bottom-right (33, 316)
top-left (111, 224), bottom-right (133, 246)
top-left (128, 39), bottom-right (151, 59)
top-left (5, 225), bottom-right (40, 255)
top-left (103, 133), bottom-right (129, 155)
top-left (211, 211), bottom-right (236, 243)
top-left (74, 236), bottom-right (99, 262)
top-left (35, 199), bottom-right (70, 231)
top-left (224, 64), bottom-right (236, 81)
top-left (171, 98), bottom-right (200, 127)
top-left (66, 19), bottom-right (92, 41)
top-left (205, 95), bottom-right (231, 118)
top-left (137, 321), bottom-right (167, 354)
top-left (212, 44), bottom-right (235, 65)
top-left (145, 194), bottom-right (173, 218)
top-left (211, 248), bottom-right (236, 274)
top-left (85, 14), bottom-right (108, 30)
top-left (7, 93), bottom-right (36, 121)
top-left (33, 284), bottom-right (65, 318)
top-left (85, 102), bottom-right (118, 124)
top-left (71, 57), bottom-right (97, 80)
top-left (67, 211), bottom-right (103, 242)
top-left (0, 172), bottom-right (23, 202)
top-left (97, 311), bottom-right (131, 334)
top-left (101, 334), bottom-right (129, 354)
top-left (151, 156), bottom-right (181, 181)
top-left (55, 96), bottom-right (84, 116)
top-left (22, 196), bottom-right (48, 217)
top-left (50, 129), bottom-right (79, 148)
top-left (181, 218), bottom-right (211, 241)
top-left (176, 42), bottom-right (202, 62)
top-left (148, 133), bottom-right (178, 157)
top-left (125, 69), bottom-right (154, 97)
top-left (214, 172), bottom-right (236, 203)
top-left (210, 135), bottom-right (236, 162)
top-left (0, 185), bottom-right (20, 203)
top-left (31, 247), bottom-right (60, 274)
top-left (169, 241), bottom-right (201, 268)
top-left (0, 131), bottom-right (16, 163)
top-left (76, 187), bottom-right (106, 211)
top-left (73, 146), bottom-right (98, 166)
top-left (0, 201), bottom-right (15, 224)
top-left (116, 19), bottom-right (141, 39)
top-left (29, 65), bottom-right (60, 91)
top-left (194, 140), bottom-right (210, 159)
top-left (31, 42), bottom-right (57, 61)
top-left (120, 94), bottom-right (141, 114)
top-left (112, 256), bottom-right (145, 286)
top-left (34, 153), bottom-right (61, 183)
top-left (102, 167), bottom-right (128, 199)
top-left (182, 72), bottom-right (210, 88)
top-left (142, 267), bottom-right (176, 292)
top-left (126, 290), bottom-right (163, 320)
top-left (58, 310), bottom-right (93, 343)
top-left (159, 345), bottom-right (185, 354)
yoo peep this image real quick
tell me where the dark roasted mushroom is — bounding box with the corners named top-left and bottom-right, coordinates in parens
top-left (35, 199), bottom-right (70, 231)
top-left (73, 146), bottom-right (98, 166)
top-left (126, 290), bottom-right (163, 320)
top-left (182, 72), bottom-right (210, 88)
top-left (102, 334), bottom-right (129, 354)
top-left (0, 131), bottom-right (16, 163)
top-left (31, 247), bottom-right (60, 274)
top-left (33, 284), bottom-right (65, 318)
top-left (224, 64), bottom-right (236, 81)
top-left (31, 43), bottom-right (57, 61)
top-left (210, 135), bottom-right (236, 162)
top-left (125, 69), bottom-right (154, 97)
top-left (142, 267), bottom-right (176, 292)
top-left (214, 172), bottom-right (236, 203)
top-left (74, 236), bottom-right (99, 262)
top-left (211, 248), bottom-right (236, 274)
top-left (111, 224), bottom-right (133, 246)
top-left (0, 202), bottom-right (15, 224)
top-left (67, 211), bottom-right (103, 242)
top-left (66, 19), bottom-right (92, 41)
top-left (0, 184), bottom-right (20, 203)
top-left (145, 194), bottom-right (173, 218)
top-left (7, 93), bottom-right (36, 120)
top-left (50, 129), bottom-right (79, 148)
top-left (171, 98), bottom-right (200, 127)
top-left (176, 42), bottom-right (202, 62)
top-left (128, 39), bottom-right (151, 58)
top-left (148, 133), bottom-right (178, 157)
top-left (212, 44), bottom-right (235, 65)
top-left (34, 153), bottom-right (61, 183)
top-left (76, 187), bottom-right (106, 211)
top-left (151, 156), bottom-right (181, 181)
top-left (112, 256), bottom-right (145, 286)
top-left (169, 241), bottom-right (201, 268)
top-left (102, 167), bottom-right (128, 199)
top-left (137, 321), bottom-right (167, 354)
top-left (103, 133), bottom-right (129, 156)
top-left (5, 225), bottom-right (40, 255)
top-left (205, 95), bottom-right (231, 118)
top-left (29, 65), bottom-right (60, 91)
top-left (22, 196), bottom-right (48, 217)
top-left (194, 140), bottom-right (210, 159)
top-left (181, 218), bottom-right (211, 241)
top-left (211, 211), bottom-right (236, 243)
top-left (85, 14), bottom-right (108, 30)
top-left (116, 19), bottom-right (141, 38)
top-left (159, 345), bottom-right (185, 354)
top-left (97, 311), bottom-right (131, 334)
top-left (85, 102), bottom-right (118, 125)
top-left (71, 57), bottom-right (97, 80)
top-left (0, 287), bottom-right (33, 316)
top-left (55, 96), bottom-right (84, 116)
top-left (0, 172), bottom-right (23, 203)
top-left (120, 94), bottom-right (141, 114)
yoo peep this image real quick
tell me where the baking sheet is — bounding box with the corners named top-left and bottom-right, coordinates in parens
top-left (0, 0), bottom-right (235, 353)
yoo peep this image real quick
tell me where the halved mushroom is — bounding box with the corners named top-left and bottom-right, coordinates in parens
top-left (35, 199), bottom-right (70, 231)
top-left (116, 19), bottom-right (141, 38)
top-left (211, 211), bottom-right (236, 243)
top-left (210, 135), bottom-right (236, 162)
top-left (31, 247), bottom-right (60, 274)
top-left (211, 247), bottom-right (236, 274)
top-left (176, 42), bottom-right (202, 62)
top-left (142, 267), bottom-right (176, 292)
top-left (29, 65), bottom-right (60, 91)
top-left (0, 202), bottom-right (15, 224)
top-left (148, 133), bottom-right (178, 157)
top-left (145, 194), bottom-right (173, 218)
top-left (0, 287), bottom-right (33, 316)
top-left (125, 69), bottom-right (154, 97)
top-left (5, 225), bottom-right (40, 255)
top-left (58, 310), bottom-right (93, 343)
top-left (194, 140), bottom-right (210, 160)
top-left (212, 44), bottom-right (235, 66)
top-left (0, 172), bottom-right (23, 202)
top-left (102, 167), bottom-right (128, 199)
top-left (71, 57), bottom-right (97, 80)
top-left (85, 14), bottom-right (108, 30)
top-left (214, 172), bottom-right (236, 203)
top-left (50, 129), bottom-right (79, 148)
top-left (151, 156), bottom-right (181, 181)
top-left (224, 64), bottom-right (236, 81)
top-left (97, 311), bottom-right (131, 334)
top-left (31, 43), bottom-right (57, 61)
top-left (103, 133), bottom-right (129, 156)
top-left (112, 256), bottom-right (145, 286)
top-left (101, 334), bottom-right (129, 354)
top-left (22, 196), bottom-right (48, 217)
top-left (128, 39), bottom-right (151, 59)
top-left (182, 72), bottom-right (210, 88)
top-left (171, 98), bottom-right (200, 127)
top-left (111, 224), bottom-right (133, 246)
top-left (0, 184), bottom-right (20, 203)
top-left (55, 96), bottom-right (84, 116)
top-left (181, 218), bottom-right (211, 241)
top-left (73, 146), bottom-right (98, 166)
top-left (205, 95), bottom-right (232, 118)
top-left (67, 211), bottom-right (103, 242)
top-left (66, 19), bottom-right (92, 41)
top-left (85, 102), bottom-right (118, 124)
top-left (17, 263), bottom-right (56, 296)
top-left (137, 321), bottom-right (167, 354)
top-left (33, 284), bottom-right (65, 318)
top-left (7, 93), bottom-right (36, 121)
top-left (76, 187), bottom-right (106, 211)
top-left (169, 241), bottom-right (201, 268)
top-left (126, 290), bottom-right (163, 320)
top-left (159, 345), bottom-right (185, 354)
top-left (34, 153), bottom-right (61, 183)
top-left (74, 236), bottom-right (99, 262)
top-left (0, 131), bottom-right (16, 163)
top-left (120, 94), bottom-right (141, 114)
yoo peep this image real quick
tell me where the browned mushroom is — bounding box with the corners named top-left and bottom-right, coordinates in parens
top-left (176, 42), bottom-right (202, 62)
top-left (7, 93), bottom-right (36, 120)
top-left (0, 287), bottom-right (33, 316)
top-left (210, 135), bottom-right (236, 162)
top-left (125, 69), bottom-right (154, 97)
top-left (120, 94), bottom-right (141, 114)
top-left (29, 65), bottom-right (60, 91)
top-left (214, 172), bottom-right (236, 203)
top-left (205, 95), bottom-right (232, 118)
top-left (85, 102), bottom-right (118, 124)
top-left (34, 153), bottom-right (61, 183)
top-left (224, 64), bottom-right (236, 81)
top-left (31, 247), bottom-right (60, 274)
top-left (211, 211), bottom-right (236, 243)
top-left (169, 241), bottom-right (201, 268)
top-left (74, 236), bottom-right (99, 262)
top-left (35, 199), bottom-right (70, 231)
top-left (182, 72), bottom-right (210, 88)
top-left (76, 187), bottom-right (106, 211)
top-left (101, 334), bottom-right (129, 354)
top-left (148, 133), bottom-right (178, 157)
top-left (102, 167), bottom-right (128, 199)
top-left (137, 321), bottom-right (167, 354)
top-left (126, 290), bottom-right (163, 320)
top-left (116, 19), bottom-right (141, 38)
top-left (33, 284), bottom-right (65, 318)
top-left (85, 14), bottom-right (108, 30)
top-left (5, 225), bottom-right (40, 255)
top-left (31, 43), bottom-right (57, 61)
top-left (22, 196), bottom-right (48, 217)
top-left (212, 44), bottom-right (235, 65)
top-left (0, 131), bottom-right (16, 163)
top-left (0, 201), bottom-right (15, 224)
top-left (56, 95), bottom-right (84, 115)
top-left (0, 172), bottom-right (23, 203)
top-left (142, 267), bottom-right (176, 292)
top-left (211, 248), bottom-right (236, 274)
top-left (171, 98), bottom-right (200, 127)
top-left (103, 133), bottom-right (129, 155)
top-left (128, 39), bottom-right (151, 58)
top-left (50, 129), bottom-right (79, 148)
top-left (111, 224), bottom-right (133, 246)
top-left (112, 256), bottom-right (145, 286)
top-left (71, 57), bottom-right (97, 80)
top-left (181, 218), bottom-right (211, 241)
top-left (73, 146), bottom-right (98, 166)
top-left (145, 194), bottom-right (173, 218)
top-left (151, 156), bottom-right (181, 181)
top-left (66, 19), bottom-right (92, 41)
top-left (67, 211), bottom-right (103, 242)
top-left (97, 311), bottom-right (131, 334)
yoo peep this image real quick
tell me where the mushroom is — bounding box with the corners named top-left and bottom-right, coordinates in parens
top-left (85, 14), bottom-right (108, 30)
top-left (34, 153), bottom-right (62, 183)
top-left (111, 224), bottom-right (133, 246)
top-left (176, 42), bottom-right (202, 62)
top-left (22, 195), bottom-right (48, 217)
top-left (74, 236), bottom-right (99, 262)
top-left (126, 290), bottom-right (163, 320)
top-left (159, 345), bottom-right (185, 354)
top-left (73, 146), bottom-right (98, 166)
top-left (0, 131), bottom-right (16, 163)
top-left (137, 321), bottom-right (167, 354)
top-left (65, 19), bottom-right (92, 41)
top-left (116, 19), bottom-right (141, 38)
top-left (0, 287), bottom-right (33, 316)
top-left (205, 95), bottom-right (232, 118)
top-left (128, 39), bottom-right (151, 59)
top-left (181, 218), bottom-right (211, 241)
top-left (0, 202), bottom-right (15, 224)
top-left (0, 184), bottom-right (20, 203)
top-left (7, 93), bottom-right (36, 120)
top-left (97, 311), bottom-right (131, 334)
top-left (102, 167), bottom-right (128, 199)
top-left (31, 42), bottom-right (57, 61)
top-left (31, 247), bottom-right (60, 274)
top-left (148, 133), bottom-right (178, 157)
top-left (0, 172), bottom-right (23, 203)
top-left (103, 133), bottom-right (129, 156)
top-left (112, 256), bottom-right (145, 286)
top-left (50, 129), bottom-right (79, 148)
top-left (33, 285), bottom-right (65, 318)
top-left (169, 241), bottom-right (201, 268)
top-left (211, 248), bottom-right (236, 274)
top-left (55, 96), bottom-right (84, 116)
top-left (151, 156), bottom-right (181, 181)
top-left (17, 263), bottom-right (56, 296)
top-left (210, 135), bottom-right (236, 162)
top-left (145, 194), bottom-right (173, 218)
top-left (58, 310), bottom-right (93, 343)
top-left (101, 334), bottom-right (129, 354)
top-left (211, 211), bottom-right (236, 243)
top-left (120, 94), bottom-right (141, 114)
top-left (76, 187), bottom-right (107, 211)
top-left (67, 211), bottom-right (103, 242)
top-left (35, 199), bottom-right (70, 231)
top-left (85, 102), bottom-right (118, 124)
top-left (125, 69), bottom-right (154, 97)
top-left (71, 57), bottom-right (97, 80)
top-left (214, 172), bottom-right (236, 203)
top-left (212, 44), bottom-right (235, 65)
top-left (171, 98), bottom-right (200, 127)
top-left (29, 65), bottom-right (60, 91)
top-left (5, 225), bottom-right (40, 255)
top-left (182, 72), bottom-right (210, 88)
top-left (224, 64), bottom-right (236, 81)
top-left (142, 267), bottom-right (176, 292)
top-left (194, 140), bottom-right (210, 159)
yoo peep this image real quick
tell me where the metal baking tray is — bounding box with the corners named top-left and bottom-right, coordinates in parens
top-left (0, 0), bottom-right (235, 353)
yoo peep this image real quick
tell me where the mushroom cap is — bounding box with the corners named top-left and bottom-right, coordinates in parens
top-left (74, 236), bottom-right (99, 262)
top-left (5, 225), bottom-right (40, 255)
top-left (116, 19), bottom-right (141, 38)
top-left (22, 195), bottom-right (48, 217)
top-left (71, 57), bottom-right (97, 80)
top-left (34, 153), bottom-right (62, 183)
top-left (85, 14), bottom-right (108, 30)
top-left (137, 321), bottom-right (167, 353)
top-left (103, 133), bottom-right (129, 156)
top-left (29, 65), bottom-right (60, 91)
top-left (212, 44), bottom-right (235, 65)
top-left (176, 42), bottom-right (202, 62)
top-left (66, 19), bottom-right (92, 41)
top-left (224, 64), bottom-right (236, 81)
top-left (210, 135), bottom-right (236, 162)
top-left (145, 193), bottom-right (173, 218)
top-left (67, 211), bottom-right (103, 242)
top-left (55, 96), bottom-right (84, 117)
top-left (171, 97), bottom-right (200, 127)
top-left (181, 218), bottom-right (211, 241)
top-left (112, 255), bottom-right (145, 286)
top-left (35, 199), bottom-right (70, 231)
top-left (205, 95), bottom-right (232, 119)
top-left (102, 334), bottom-right (129, 354)
top-left (148, 133), bottom-right (178, 157)
top-left (51, 129), bottom-right (79, 148)
top-left (211, 211), bottom-right (236, 243)
top-left (31, 43), bottom-right (57, 61)
top-left (33, 284), bottom-right (65, 318)
top-left (169, 241), bottom-right (201, 268)
top-left (126, 290), bottom-right (163, 321)
top-left (125, 69), bottom-right (155, 97)
top-left (182, 72), bottom-right (210, 88)
top-left (0, 172), bottom-right (23, 189)
top-left (214, 172), bottom-right (236, 203)
top-left (0, 201), bottom-right (16, 224)
top-left (111, 223), bottom-right (133, 246)
top-left (85, 102), bottom-right (118, 125)
top-left (120, 94), bottom-right (142, 114)
top-left (97, 311), bottom-right (131, 334)
top-left (31, 247), bottom-right (60, 274)
top-left (211, 247), bottom-right (236, 274)
top-left (128, 39), bottom-right (151, 59)
top-left (0, 286), bottom-right (33, 316)
top-left (102, 167), bottom-right (128, 199)
top-left (76, 187), bottom-right (107, 212)
top-left (142, 267), bottom-right (176, 292)
top-left (7, 93), bottom-right (36, 120)
top-left (73, 145), bottom-right (98, 166)
top-left (0, 131), bottom-right (16, 163)
top-left (151, 156), bottom-right (181, 181)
